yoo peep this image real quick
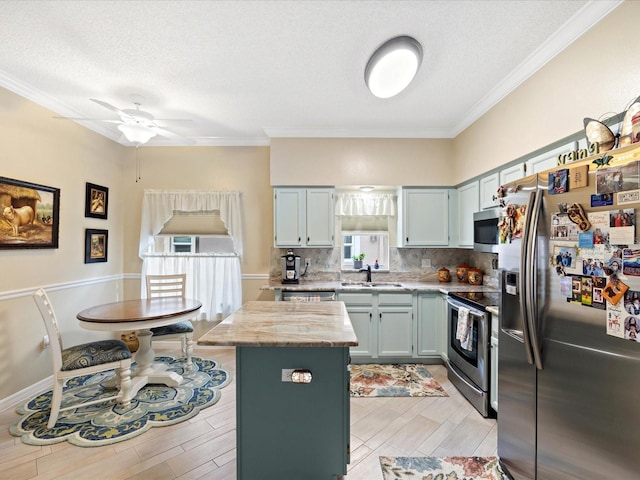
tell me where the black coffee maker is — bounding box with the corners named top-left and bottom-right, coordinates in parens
top-left (281, 249), bottom-right (301, 284)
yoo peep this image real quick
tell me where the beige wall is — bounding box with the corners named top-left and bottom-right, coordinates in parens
top-left (120, 145), bottom-right (273, 301)
top-left (0, 87), bottom-right (127, 400)
top-left (270, 138), bottom-right (455, 186)
top-left (453, 1), bottom-right (640, 184)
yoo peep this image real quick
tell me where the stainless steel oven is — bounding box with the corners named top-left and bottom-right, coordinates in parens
top-left (445, 291), bottom-right (496, 418)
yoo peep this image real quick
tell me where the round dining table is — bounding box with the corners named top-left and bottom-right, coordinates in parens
top-left (77, 297), bottom-right (202, 402)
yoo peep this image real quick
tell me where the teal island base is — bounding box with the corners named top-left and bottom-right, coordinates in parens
top-left (236, 346), bottom-right (350, 479)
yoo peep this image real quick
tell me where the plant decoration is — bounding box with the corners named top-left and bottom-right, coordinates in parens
top-left (352, 253), bottom-right (365, 262)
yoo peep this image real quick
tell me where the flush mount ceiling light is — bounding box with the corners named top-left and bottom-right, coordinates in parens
top-left (365, 35), bottom-right (423, 99)
top-left (359, 186), bottom-right (374, 192)
top-left (117, 123), bottom-right (157, 145)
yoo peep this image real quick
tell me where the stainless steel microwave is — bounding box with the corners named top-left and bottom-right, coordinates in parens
top-left (473, 208), bottom-right (500, 252)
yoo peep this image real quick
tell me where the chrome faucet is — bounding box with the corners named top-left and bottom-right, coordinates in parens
top-left (359, 264), bottom-right (372, 283)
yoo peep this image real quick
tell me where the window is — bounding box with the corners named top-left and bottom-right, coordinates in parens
top-left (169, 235), bottom-right (236, 254)
top-left (172, 236), bottom-right (194, 253)
top-left (341, 216), bottom-right (389, 270)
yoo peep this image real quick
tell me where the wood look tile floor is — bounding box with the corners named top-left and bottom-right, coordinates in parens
top-left (0, 346), bottom-right (497, 479)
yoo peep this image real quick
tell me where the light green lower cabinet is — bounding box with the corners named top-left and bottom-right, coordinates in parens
top-left (347, 307), bottom-right (375, 357)
top-left (378, 305), bottom-right (413, 357)
top-left (340, 291), bottom-right (444, 362)
top-left (339, 293), bottom-right (375, 358)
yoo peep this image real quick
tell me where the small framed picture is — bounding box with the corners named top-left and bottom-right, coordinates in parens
top-left (85, 229), bottom-right (108, 263)
top-left (85, 182), bottom-right (108, 219)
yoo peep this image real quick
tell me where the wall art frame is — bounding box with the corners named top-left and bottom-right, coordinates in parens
top-left (85, 182), bottom-right (109, 219)
top-left (85, 228), bottom-right (108, 263)
top-left (0, 176), bottom-right (60, 249)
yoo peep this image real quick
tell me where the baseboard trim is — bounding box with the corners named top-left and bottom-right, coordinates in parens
top-left (0, 375), bottom-right (52, 413)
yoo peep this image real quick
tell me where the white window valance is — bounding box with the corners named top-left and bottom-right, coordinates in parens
top-left (335, 193), bottom-right (396, 216)
top-left (139, 190), bottom-right (244, 258)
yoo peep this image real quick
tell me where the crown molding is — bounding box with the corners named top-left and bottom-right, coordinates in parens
top-left (263, 127), bottom-right (451, 139)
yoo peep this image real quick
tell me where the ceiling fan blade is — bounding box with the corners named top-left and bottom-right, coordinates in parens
top-left (90, 98), bottom-right (132, 118)
top-left (152, 118), bottom-right (194, 124)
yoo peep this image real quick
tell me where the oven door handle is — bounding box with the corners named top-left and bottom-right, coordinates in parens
top-left (446, 298), bottom-right (485, 317)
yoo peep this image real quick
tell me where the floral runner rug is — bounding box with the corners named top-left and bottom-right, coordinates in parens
top-left (380, 456), bottom-right (510, 479)
top-left (349, 363), bottom-right (448, 397)
top-left (10, 355), bottom-right (231, 447)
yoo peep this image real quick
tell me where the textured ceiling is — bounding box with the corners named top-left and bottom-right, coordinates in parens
top-left (0, 1), bottom-right (622, 146)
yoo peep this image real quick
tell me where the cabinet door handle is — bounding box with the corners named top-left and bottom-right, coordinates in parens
top-left (369, 312), bottom-right (372, 320)
top-left (298, 236), bottom-right (301, 243)
top-left (406, 236), bottom-right (409, 243)
top-left (307, 236), bottom-right (310, 242)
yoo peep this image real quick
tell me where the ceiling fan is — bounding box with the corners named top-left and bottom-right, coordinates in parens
top-left (58, 95), bottom-right (195, 145)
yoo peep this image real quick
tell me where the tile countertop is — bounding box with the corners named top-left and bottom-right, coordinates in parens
top-left (197, 300), bottom-right (358, 347)
top-left (260, 280), bottom-right (499, 295)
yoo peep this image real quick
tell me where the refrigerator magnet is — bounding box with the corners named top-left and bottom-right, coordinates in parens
top-left (590, 194), bottom-right (613, 207)
top-left (602, 276), bottom-right (629, 306)
top-left (549, 169), bottom-right (569, 195)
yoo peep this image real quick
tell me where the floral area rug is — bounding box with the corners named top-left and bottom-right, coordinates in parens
top-left (349, 364), bottom-right (448, 397)
top-left (10, 356), bottom-right (231, 447)
top-left (380, 456), bottom-right (510, 479)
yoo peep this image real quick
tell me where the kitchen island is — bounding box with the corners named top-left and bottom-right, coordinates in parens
top-left (198, 300), bottom-right (357, 480)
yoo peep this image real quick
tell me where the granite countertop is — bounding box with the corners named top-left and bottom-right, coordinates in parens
top-left (197, 300), bottom-right (358, 347)
top-left (260, 280), bottom-right (498, 295)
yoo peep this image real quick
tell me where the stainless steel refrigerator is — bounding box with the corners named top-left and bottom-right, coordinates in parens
top-left (497, 157), bottom-right (640, 479)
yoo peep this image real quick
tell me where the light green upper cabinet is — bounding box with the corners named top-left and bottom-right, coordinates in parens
top-left (274, 187), bottom-right (334, 247)
top-left (305, 188), bottom-right (335, 246)
top-left (526, 141), bottom-right (577, 174)
top-left (456, 181), bottom-right (479, 247)
top-left (499, 163), bottom-right (526, 185)
top-left (401, 188), bottom-right (450, 246)
top-left (479, 173), bottom-right (500, 210)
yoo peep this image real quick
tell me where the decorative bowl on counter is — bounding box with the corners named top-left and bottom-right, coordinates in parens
top-left (438, 267), bottom-right (451, 283)
top-left (456, 264), bottom-right (469, 283)
top-left (468, 268), bottom-right (484, 285)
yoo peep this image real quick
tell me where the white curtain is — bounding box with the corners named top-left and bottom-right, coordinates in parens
top-left (141, 254), bottom-right (242, 320)
top-left (335, 193), bottom-right (396, 216)
top-left (138, 190), bottom-right (244, 320)
top-left (139, 190), bottom-right (244, 258)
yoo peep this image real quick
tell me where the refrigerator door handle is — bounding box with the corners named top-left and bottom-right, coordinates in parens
top-left (519, 190), bottom-right (536, 366)
top-left (526, 186), bottom-right (544, 370)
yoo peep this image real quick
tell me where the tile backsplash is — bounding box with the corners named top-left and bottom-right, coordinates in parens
top-left (270, 247), bottom-right (499, 288)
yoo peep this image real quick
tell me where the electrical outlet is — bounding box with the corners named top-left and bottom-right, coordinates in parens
top-left (492, 258), bottom-right (499, 269)
top-left (305, 257), bottom-right (311, 267)
top-left (421, 258), bottom-right (431, 268)
top-left (281, 368), bottom-right (295, 382)
top-left (41, 335), bottom-right (50, 349)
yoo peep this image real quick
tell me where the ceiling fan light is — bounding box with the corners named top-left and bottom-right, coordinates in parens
top-left (365, 36), bottom-right (423, 99)
top-left (117, 123), bottom-right (156, 145)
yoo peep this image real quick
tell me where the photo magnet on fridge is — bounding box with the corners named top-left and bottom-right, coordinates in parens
top-left (569, 165), bottom-right (589, 189)
top-left (591, 194), bottom-right (614, 207)
top-left (549, 169), bottom-right (569, 195)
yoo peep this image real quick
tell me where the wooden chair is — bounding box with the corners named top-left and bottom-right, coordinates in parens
top-left (32, 288), bottom-right (133, 429)
top-left (145, 274), bottom-right (194, 370)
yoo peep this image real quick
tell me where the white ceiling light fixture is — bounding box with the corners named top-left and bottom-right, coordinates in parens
top-left (117, 123), bottom-right (157, 145)
top-left (359, 186), bottom-right (374, 192)
top-left (365, 35), bottom-right (423, 99)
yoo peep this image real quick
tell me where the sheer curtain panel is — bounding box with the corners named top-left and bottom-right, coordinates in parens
top-left (139, 190), bottom-right (244, 319)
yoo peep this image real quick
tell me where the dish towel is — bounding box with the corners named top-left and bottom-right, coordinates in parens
top-left (456, 307), bottom-right (473, 351)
